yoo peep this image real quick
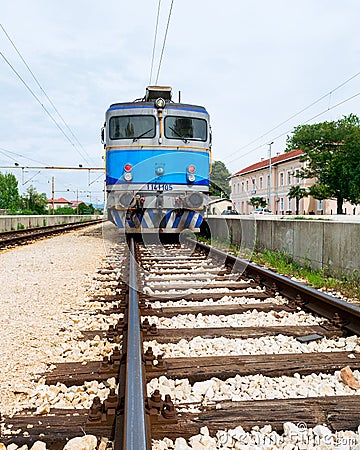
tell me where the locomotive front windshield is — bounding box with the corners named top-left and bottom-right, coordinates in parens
top-left (164, 116), bottom-right (207, 142)
top-left (109, 115), bottom-right (156, 140)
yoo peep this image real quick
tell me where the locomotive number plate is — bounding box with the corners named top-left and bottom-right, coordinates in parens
top-left (146, 183), bottom-right (173, 191)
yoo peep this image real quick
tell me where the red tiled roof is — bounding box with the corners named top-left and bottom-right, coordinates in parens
top-left (232, 149), bottom-right (304, 177)
top-left (47, 197), bottom-right (70, 204)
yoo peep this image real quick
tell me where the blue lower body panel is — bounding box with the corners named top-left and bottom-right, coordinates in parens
top-left (106, 149), bottom-right (210, 186)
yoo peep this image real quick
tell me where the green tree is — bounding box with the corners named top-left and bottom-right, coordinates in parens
top-left (209, 160), bottom-right (231, 197)
top-left (287, 185), bottom-right (308, 215)
top-left (78, 203), bottom-right (95, 215)
top-left (248, 196), bottom-right (267, 209)
top-left (0, 173), bottom-right (21, 212)
top-left (21, 185), bottom-right (48, 215)
top-left (286, 114), bottom-right (360, 214)
top-left (54, 206), bottom-right (76, 215)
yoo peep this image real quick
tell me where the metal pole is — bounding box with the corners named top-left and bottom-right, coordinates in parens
top-left (267, 142), bottom-right (273, 211)
top-left (51, 176), bottom-right (55, 215)
top-left (123, 239), bottom-right (148, 449)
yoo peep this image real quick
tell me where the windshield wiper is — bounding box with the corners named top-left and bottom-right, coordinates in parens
top-left (169, 126), bottom-right (188, 143)
top-left (132, 128), bottom-right (153, 142)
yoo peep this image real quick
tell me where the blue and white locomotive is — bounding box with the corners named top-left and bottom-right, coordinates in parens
top-left (102, 86), bottom-right (211, 234)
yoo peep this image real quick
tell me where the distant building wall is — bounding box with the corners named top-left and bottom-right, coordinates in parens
top-left (230, 150), bottom-right (360, 216)
top-left (205, 216), bottom-right (360, 279)
top-left (207, 199), bottom-right (233, 215)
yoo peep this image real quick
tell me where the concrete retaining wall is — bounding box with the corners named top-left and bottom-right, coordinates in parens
top-left (205, 216), bottom-right (360, 279)
top-left (0, 215), bottom-right (101, 232)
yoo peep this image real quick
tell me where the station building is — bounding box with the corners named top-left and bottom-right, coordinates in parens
top-left (230, 149), bottom-right (360, 215)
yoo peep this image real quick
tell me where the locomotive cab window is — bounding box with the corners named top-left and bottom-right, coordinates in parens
top-left (109, 115), bottom-right (156, 140)
top-left (164, 116), bottom-right (207, 142)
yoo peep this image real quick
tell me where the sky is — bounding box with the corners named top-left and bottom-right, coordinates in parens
top-left (1, 0), bottom-right (360, 203)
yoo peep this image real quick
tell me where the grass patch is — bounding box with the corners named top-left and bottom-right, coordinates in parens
top-left (280, 216), bottom-right (331, 221)
top-left (199, 236), bottom-right (360, 300)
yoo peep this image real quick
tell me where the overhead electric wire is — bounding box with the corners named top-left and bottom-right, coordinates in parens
top-left (0, 149), bottom-right (19, 164)
top-left (224, 69), bottom-right (360, 163)
top-left (0, 24), bottom-right (96, 165)
top-left (0, 147), bottom-right (50, 166)
top-left (0, 50), bottom-right (92, 165)
top-left (227, 89), bottom-right (360, 166)
top-left (155, 0), bottom-right (174, 85)
top-left (149, 0), bottom-right (162, 85)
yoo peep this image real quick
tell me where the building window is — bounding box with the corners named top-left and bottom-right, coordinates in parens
top-left (295, 169), bottom-right (301, 183)
top-left (288, 197), bottom-right (291, 211)
top-left (280, 197), bottom-right (284, 211)
top-left (287, 171), bottom-right (292, 185)
top-left (317, 200), bottom-right (323, 211)
top-left (279, 172), bottom-right (284, 186)
top-left (246, 180), bottom-right (249, 191)
top-left (242, 182), bottom-right (244, 192)
top-left (259, 176), bottom-right (263, 189)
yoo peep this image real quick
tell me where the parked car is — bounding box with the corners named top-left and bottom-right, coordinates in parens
top-left (221, 209), bottom-right (239, 215)
top-left (251, 207), bottom-right (273, 215)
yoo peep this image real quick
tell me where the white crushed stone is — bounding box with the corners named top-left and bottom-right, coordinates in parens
top-left (143, 286), bottom-right (257, 296)
top-left (147, 294), bottom-right (287, 309)
top-left (46, 335), bottom-right (119, 363)
top-left (67, 312), bottom-right (124, 331)
top-left (147, 370), bottom-right (360, 405)
top-left (0, 223), bottom-right (124, 417)
top-left (145, 334), bottom-right (360, 358)
top-left (144, 310), bottom-right (324, 329)
top-left (152, 423), bottom-right (360, 450)
top-left (28, 377), bottom-right (117, 413)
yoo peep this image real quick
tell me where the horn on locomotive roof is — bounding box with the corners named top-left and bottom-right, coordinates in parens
top-left (145, 86), bottom-right (172, 101)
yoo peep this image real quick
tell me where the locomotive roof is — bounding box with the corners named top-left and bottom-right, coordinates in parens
top-left (108, 101), bottom-right (208, 114)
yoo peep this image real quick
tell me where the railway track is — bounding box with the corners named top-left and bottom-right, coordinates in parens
top-left (1, 236), bottom-right (360, 449)
top-left (0, 220), bottom-right (103, 249)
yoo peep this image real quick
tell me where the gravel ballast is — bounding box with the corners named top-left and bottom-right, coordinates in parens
top-left (0, 223), bottom-right (113, 417)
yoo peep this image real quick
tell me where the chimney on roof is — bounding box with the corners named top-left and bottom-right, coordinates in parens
top-left (276, 152), bottom-right (280, 156)
top-left (261, 158), bottom-right (264, 161)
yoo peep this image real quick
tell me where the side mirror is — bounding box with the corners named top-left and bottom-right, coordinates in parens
top-left (101, 127), bottom-right (105, 144)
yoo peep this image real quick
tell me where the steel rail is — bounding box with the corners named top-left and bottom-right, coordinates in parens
top-left (0, 220), bottom-right (102, 247)
top-left (192, 240), bottom-right (360, 335)
top-left (122, 238), bottom-right (149, 449)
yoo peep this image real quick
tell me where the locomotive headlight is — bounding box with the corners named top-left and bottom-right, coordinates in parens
top-left (155, 97), bottom-right (165, 109)
top-left (124, 172), bottom-right (133, 181)
top-left (186, 192), bottom-right (203, 208)
top-left (187, 173), bottom-right (196, 182)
